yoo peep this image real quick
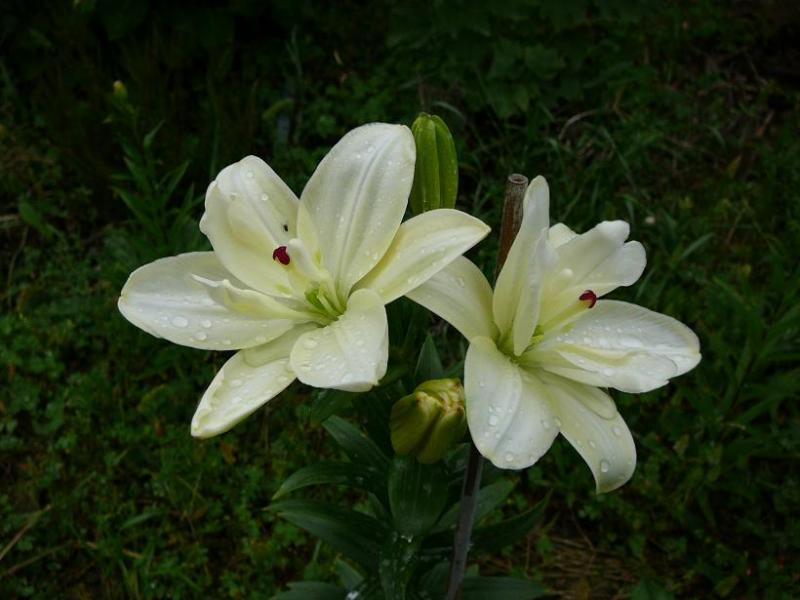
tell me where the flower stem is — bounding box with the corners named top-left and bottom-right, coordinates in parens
top-left (444, 173), bottom-right (528, 600)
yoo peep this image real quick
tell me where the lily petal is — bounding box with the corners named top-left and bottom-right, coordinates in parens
top-left (511, 234), bottom-right (557, 356)
top-left (541, 373), bottom-right (636, 493)
top-left (493, 176), bottom-right (551, 338)
top-left (540, 220), bottom-right (645, 325)
top-left (356, 209), bottom-right (490, 304)
top-left (200, 178), bottom-right (293, 295)
top-left (299, 123), bottom-right (415, 298)
top-left (548, 223), bottom-right (577, 248)
top-left (406, 256), bottom-right (497, 341)
top-left (465, 337), bottom-right (558, 469)
top-left (118, 252), bottom-right (303, 350)
top-left (289, 289), bottom-right (388, 392)
top-left (533, 300), bottom-right (701, 392)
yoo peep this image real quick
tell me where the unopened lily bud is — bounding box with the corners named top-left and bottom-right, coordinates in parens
top-left (390, 378), bottom-right (467, 464)
top-left (112, 80), bottom-right (128, 100)
top-left (409, 113), bottom-right (458, 214)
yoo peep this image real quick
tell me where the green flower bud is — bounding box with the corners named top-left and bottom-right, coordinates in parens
top-left (390, 378), bottom-right (467, 464)
top-left (409, 113), bottom-right (458, 215)
top-left (112, 80), bottom-right (128, 100)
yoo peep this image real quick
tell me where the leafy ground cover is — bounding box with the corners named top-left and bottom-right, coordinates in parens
top-left (1, 1), bottom-right (798, 597)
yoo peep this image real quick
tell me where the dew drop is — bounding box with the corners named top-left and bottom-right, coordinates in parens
top-left (246, 170), bottom-right (254, 179)
top-left (479, 380), bottom-right (486, 388)
top-left (602, 368), bottom-right (615, 377)
top-left (230, 379), bottom-right (243, 388)
top-left (612, 426), bottom-right (622, 437)
top-left (201, 319), bottom-right (212, 329)
top-left (600, 459), bottom-right (610, 473)
top-left (541, 419), bottom-right (551, 430)
top-left (171, 316), bottom-right (189, 328)
top-left (504, 452), bottom-right (515, 463)
top-left (588, 440), bottom-right (597, 449)
top-left (194, 332), bottom-right (208, 341)
top-left (261, 193), bottom-right (269, 202)
top-left (489, 415), bottom-right (499, 426)
top-left (222, 339), bottom-right (232, 346)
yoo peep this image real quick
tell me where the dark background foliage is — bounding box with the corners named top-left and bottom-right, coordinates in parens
top-left (1, 0), bottom-right (798, 597)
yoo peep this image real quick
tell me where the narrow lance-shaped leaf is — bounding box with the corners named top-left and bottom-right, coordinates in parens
top-left (323, 415), bottom-right (390, 471)
top-left (268, 499), bottom-right (387, 569)
top-left (272, 461), bottom-right (384, 499)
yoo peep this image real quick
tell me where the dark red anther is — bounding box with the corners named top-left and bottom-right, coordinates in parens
top-left (579, 289), bottom-right (597, 308)
top-left (272, 246), bottom-right (290, 265)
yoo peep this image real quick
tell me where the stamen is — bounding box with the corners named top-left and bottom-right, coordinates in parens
top-left (272, 246), bottom-right (290, 265)
top-left (579, 289), bottom-right (597, 308)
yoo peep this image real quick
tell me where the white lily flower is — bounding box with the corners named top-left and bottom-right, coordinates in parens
top-left (407, 176), bottom-right (700, 492)
top-left (118, 123), bottom-right (490, 438)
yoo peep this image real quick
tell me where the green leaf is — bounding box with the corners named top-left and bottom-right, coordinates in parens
top-left (472, 494), bottom-right (549, 553)
top-left (272, 461), bottom-right (384, 499)
top-left (271, 581), bottom-right (346, 599)
top-left (379, 533), bottom-right (420, 600)
top-left (414, 335), bottom-right (445, 382)
top-left (311, 389), bottom-right (356, 424)
top-left (269, 499), bottom-right (386, 569)
top-left (323, 416), bottom-right (390, 471)
top-left (388, 457), bottom-right (449, 535)
top-left (435, 478), bottom-right (515, 532)
top-left (462, 576), bottom-right (545, 599)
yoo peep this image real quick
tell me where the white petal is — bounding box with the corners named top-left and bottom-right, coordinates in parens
top-left (289, 289), bottom-right (388, 392)
top-left (299, 124), bottom-right (415, 298)
top-left (406, 256), bottom-right (497, 341)
top-left (214, 155), bottom-right (299, 243)
top-left (540, 373), bottom-right (636, 493)
top-left (548, 223), bottom-right (577, 248)
top-left (511, 234), bottom-right (557, 356)
top-left (200, 176), bottom-right (294, 295)
top-left (540, 221), bottom-right (645, 324)
top-left (118, 252), bottom-right (305, 350)
top-left (493, 176), bottom-right (552, 338)
top-left (533, 300), bottom-right (701, 393)
top-left (465, 337), bottom-right (558, 469)
top-left (356, 209), bottom-right (490, 304)
top-left (191, 346), bottom-right (295, 438)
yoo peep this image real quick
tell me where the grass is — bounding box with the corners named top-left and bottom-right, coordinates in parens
top-left (1, 1), bottom-right (799, 597)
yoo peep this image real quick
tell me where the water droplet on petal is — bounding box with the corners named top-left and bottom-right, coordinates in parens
top-left (194, 332), bottom-right (208, 341)
top-left (504, 452), bottom-right (515, 463)
top-left (602, 368), bottom-right (615, 377)
top-left (600, 459), bottom-right (610, 473)
top-left (246, 170), bottom-right (254, 179)
top-left (588, 440), bottom-right (597, 449)
top-left (171, 316), bottom-right (189, 328)
top-left (612, 426), bottom-right (622, 437)
top-left (541, 419), bottom-right (551, 430)
top-left (489, 415), bottom-right (499, 426)
top-left (230, 379), bottom-right (242, 388)
top-left (201, 319), bottom-right (212, 329)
